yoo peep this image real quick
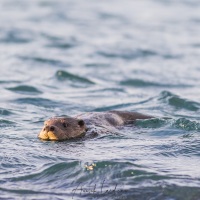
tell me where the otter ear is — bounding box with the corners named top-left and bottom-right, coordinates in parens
top-left (78, 119), bottom-right (84, 127)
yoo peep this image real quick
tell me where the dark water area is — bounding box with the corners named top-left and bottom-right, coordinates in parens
top-left (0, 0), bottom-right (200, 199)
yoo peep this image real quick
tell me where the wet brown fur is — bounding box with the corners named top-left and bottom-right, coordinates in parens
top-left (38, 117), bottom-right (86, 141)
top-left (38, 110), bottom-right (153, 141)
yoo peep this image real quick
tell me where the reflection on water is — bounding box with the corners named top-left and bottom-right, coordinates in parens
top-left (0, 0), bottom-right (200, 199)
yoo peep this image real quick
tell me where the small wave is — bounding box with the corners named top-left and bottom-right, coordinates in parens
top-left (135, 118), bottom-right (169, 129)
top-left (15, 97), bottom-right (60, 108)
top-left (192, 43), bottom-right (200, 48)
top-left (89, 87), bottom-right (125, 95)
top-left (121, 79), bottom-right (159, 87)
top-left (97, 48), bottom-right (183, 61)
top-left (6, 85), bottom-right (42, 95)
top-left (89, 185), bottom-right (200, 200)
top-left (19, 56), bottom-right (68, 67)
top-left (120, 79), bottom-right (190, 88)
top-left (93, 98), bottom-right (154, 112)
top-left (85, 63), bottom-right (110, 68)
top-left (11, 161), bottom-right (79, 182)
top-left (0, 30), bottom-right (32, 44)
top-left (0, 186), bottom-right (72, 197)
top-left (56, 70), bottom-right (95, 85)
top-left (47, 42), bottom-right (75, 49)
top-left (158, 91), bottom-right (200, 111)
top-left (135, 117), bottom-right (200, 132)
top-left (0, 80), bottom-right (21, 84)
top-left (45, 36), bottom-right (77, 49)
top-left (0, 108), bottom-right (13, 116)
top-left (120, 79), bottom-right (191, 88)
top-left (93, 103), bottom-right (135, 112)
top-left (172, 118), bottom-right (200, 131)
top-left (98, 12), bottom-right (124, 20)
top-left (97, 48), bottom-right (157, 60)
top-left (0, 119), bottom-right (16, 127)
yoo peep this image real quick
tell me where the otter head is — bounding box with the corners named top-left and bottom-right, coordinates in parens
top-left (38, 117), bottom-right (86, 141)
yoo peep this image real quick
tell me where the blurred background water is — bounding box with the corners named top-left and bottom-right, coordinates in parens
top-left (0, 0), bottom-right (200, 199)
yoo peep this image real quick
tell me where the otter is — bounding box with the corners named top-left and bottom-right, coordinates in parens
top-left (38, 110), bottom-right (154, 141)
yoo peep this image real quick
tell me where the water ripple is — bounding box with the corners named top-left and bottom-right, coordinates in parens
top-left (135, 117), bottom-right (200, 132)
top-left (19, 56), bottom-right (68, 67)
top-left (10, 161), bottom-right (79, 182)
top-left (14, 97), bottom-right (61, 108)
top-left (6, 85), bottom-right (42, 95)
top-left (56, 70), bottom-right (95, 85)
top-left (0, 29), bottom-right (32, 44)
top-left (0, 108), bottom-right (13, 116)
top-left (97, 48), bottom-right (157, 60)
top-left (120, 79), bottom-right (191, 88)
top-left (135, 118), bottom-right (169, 129)
top-left (0, 0), bottom-right (200, 199)
top-left (45, 36), bottom-right (78, 49)
top-left (173, 118), bottom-right (200, 131)
top-left (158, 91), bottom-right (200, 111)
top-left (0, 119), bottom-right (16, 127)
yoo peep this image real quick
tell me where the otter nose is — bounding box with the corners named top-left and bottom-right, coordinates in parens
top-left (44, 125), bottom-right (55, 132)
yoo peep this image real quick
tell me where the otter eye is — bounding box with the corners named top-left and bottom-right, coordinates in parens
top-left (78, 119), bottom-right (84, 127)
top-left (62, 122), bottom-right (67, 128)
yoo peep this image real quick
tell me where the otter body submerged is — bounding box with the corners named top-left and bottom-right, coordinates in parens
top-left (38, 111), bottom-right (153, 141)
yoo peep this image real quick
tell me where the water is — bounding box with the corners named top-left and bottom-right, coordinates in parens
top-left (0, 0), bottom-right (200, 199)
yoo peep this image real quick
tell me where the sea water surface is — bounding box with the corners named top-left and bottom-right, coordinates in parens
top-left (0, 0), bottom-right (200, 199)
